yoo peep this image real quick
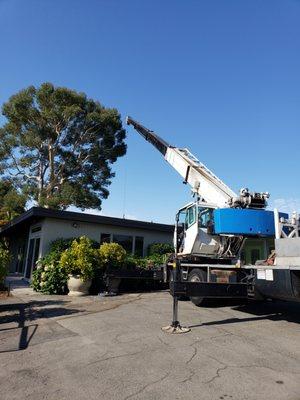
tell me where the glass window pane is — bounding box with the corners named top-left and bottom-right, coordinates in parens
top-left (33, 238), bottom-right (40, 270)
top-left (198, 207), bottom-right (214, 228)
top-left (31, 226), bottom-right (42, 233)
top-left (251, 249), bottom-right (260, 264)
top-left (25, 239), bottom-right (35, 279)
top-left (17, 243), bottom-right (26, 274)
top-left (189, 208), bottom-right (195, 225)
top-left (113, 235), bottom-right (133, 253)
top-left (135, 236), bottom-right (144, 257)
top-left (100, 233), bottom-right (111, 244)
top-left (185, 206), bottom-right (196, 228)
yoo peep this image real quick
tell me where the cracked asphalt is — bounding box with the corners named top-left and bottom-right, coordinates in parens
top-left (1, 291), bottom-right (300, 400)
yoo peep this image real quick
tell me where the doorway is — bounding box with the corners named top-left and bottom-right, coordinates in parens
top-left (25, 237), bottom-right (41, 279)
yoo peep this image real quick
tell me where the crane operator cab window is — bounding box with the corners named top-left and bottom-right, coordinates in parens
top-left (198, 206), bottom-right (214, 234)
top-left (185, 205), bottom-right (196, 229)
top-left (175, 209), bottom-right (187, 253)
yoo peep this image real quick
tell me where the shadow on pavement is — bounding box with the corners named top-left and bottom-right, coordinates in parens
top-left (0, 300), bottom-right (84, 352)
top-left (234, 300), bottom-right (300, 323)
top-left (188, 300), bottom-right (300, 329)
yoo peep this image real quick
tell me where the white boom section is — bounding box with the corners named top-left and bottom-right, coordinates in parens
top-left (126, 116), bottom-right (237, 207)
top-left (165, 147), bottom-right (237, 207)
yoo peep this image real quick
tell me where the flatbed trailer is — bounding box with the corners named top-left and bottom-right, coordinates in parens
top-left (166, 262), bottom-right (300, 303)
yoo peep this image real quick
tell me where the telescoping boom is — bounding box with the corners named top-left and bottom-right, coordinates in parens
top-left (126, 117), bottom-right (269, 209)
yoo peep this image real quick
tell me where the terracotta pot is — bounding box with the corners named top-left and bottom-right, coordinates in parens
top-left (67, 274), bottom-right (91, 296)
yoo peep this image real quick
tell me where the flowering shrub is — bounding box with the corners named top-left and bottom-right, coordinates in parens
top-left (31, 253), bottom-right (68, 294)
top-left (59, 236), bottom-right (100, 281)
top-left (98, 242), bottom-right (126, 270)
top-left (31, 238), bottom-right (76, 294)
top-left (0, 242), bottom-right (10, 285)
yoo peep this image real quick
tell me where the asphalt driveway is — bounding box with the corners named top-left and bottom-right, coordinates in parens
top-left (0, 290), bottom-right (300, 400)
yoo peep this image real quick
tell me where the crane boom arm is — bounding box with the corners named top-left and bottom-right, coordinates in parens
top-left (126, 116), bottom-right (237, 207)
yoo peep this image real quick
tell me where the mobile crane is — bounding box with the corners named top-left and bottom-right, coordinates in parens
top-left (127, 116), bottom-right (300, 333)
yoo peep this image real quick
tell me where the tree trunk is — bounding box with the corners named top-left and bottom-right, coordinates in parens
top-left (47, 141), bottom-right (55, 201)
top-left (37, 159), bottom-right (44, 206)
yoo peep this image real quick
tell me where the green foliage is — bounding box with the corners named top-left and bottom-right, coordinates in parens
top-left (125, 253), bottom-right (166, 269)
top-left (125, 242), bottom-right (173, 270)
top-left (31, 237), bottom-right (101, 293)
top-left (147, 253), bottom-right (167, 266)
top-left (0, 180), bottom-right (26, 226)
top-left (147, 242), bottom-right (174, 256)
top-left (0, 82), bottom-right (126, 210)
top-left (98, 242), bottom-right (126, 269)
top-left (59, 236), bottom-right (100, 281)
top-left (49, 237), bottom-right (77, 253)
top-left (49, 237), bottom-right (98, 254)
top-left (31, 239), bottom-right (173, 294)
top-left (31, 253), bottom-right (68, 294)
top-left (0, 242), bottom-right (10, 284)
top-left (31, 238), bottom-right (71, 294)
top-left (109, 242), bottom-right (172, 271)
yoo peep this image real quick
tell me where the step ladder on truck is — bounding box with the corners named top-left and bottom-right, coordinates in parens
top-left (126, 116), bottom-right (300, 333)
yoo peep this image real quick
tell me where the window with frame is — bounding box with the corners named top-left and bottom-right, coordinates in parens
top-left (33, 238), bottom-right (40, 268)
top-left (100, 233), bottom-right (111, 244)
top-left (134, 236), bottom-right (144, 257)
top-left (185, 206), bottom-right (196, 228)
top-left (31, 226), bottom-right (42, 233)
top-left (198, 207), bottom-right (214, 228)
top-left (112, 234), bottom-right (133, 253)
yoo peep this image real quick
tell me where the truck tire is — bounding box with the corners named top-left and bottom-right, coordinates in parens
top-left (188, 268), bottom-right (209, 306)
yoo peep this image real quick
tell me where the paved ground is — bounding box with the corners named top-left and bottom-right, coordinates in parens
top-left (1, 283), bottom-right (300, 400)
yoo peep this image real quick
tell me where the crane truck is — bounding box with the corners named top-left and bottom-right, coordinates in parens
top-left (126, 116), bottom-right (300, 333)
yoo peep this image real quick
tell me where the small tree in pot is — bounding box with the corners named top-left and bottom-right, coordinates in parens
top-left (60, 236), bottom-right (99, 296)
top-left (98, 242), bottom-right (126, 270)
top-left (98, 243), bottom-right (126, 294)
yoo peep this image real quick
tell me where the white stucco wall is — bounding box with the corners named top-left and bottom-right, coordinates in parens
top-left (39, 217), bottom-right (173, 256)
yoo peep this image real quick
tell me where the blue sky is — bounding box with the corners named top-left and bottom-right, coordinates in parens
top-left (0, 0), bottom-right (299, 223)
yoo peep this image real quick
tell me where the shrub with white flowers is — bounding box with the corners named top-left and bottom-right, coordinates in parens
top-left (0, 242), bottom-right (10, 287)
top-left (31, 238), bottom-right (75, 294)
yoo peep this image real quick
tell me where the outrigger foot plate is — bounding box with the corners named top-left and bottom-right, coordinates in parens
top-left (161, 324), bottom-right (190, 334)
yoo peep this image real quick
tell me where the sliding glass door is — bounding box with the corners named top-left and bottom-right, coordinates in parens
top-left (25, 237), bottom-right (41, 279)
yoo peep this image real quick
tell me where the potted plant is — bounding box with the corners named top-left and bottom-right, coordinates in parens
top-left (60, 236), bottom-right (99, 296)
top-left (99, 242), bottom-right (126, 293)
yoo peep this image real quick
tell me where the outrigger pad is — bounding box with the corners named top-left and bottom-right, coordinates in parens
top-left (161, 324), bottom-right (191, 334)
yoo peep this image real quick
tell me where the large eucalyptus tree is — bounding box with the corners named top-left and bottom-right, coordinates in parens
top-left (0, 83), bottom-right (126, 210)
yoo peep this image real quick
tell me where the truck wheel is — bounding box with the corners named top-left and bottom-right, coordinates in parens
top-left (188, 269), bottom-right (208, 306)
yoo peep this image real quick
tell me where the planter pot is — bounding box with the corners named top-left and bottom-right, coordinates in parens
top-left (106, 277), bottom-right (121, 295)
top-left (67, 274), bottom-right (91, 296)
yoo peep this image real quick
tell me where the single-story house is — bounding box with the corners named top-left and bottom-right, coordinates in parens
top-left (0, 207), bottom-right (174, 279)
